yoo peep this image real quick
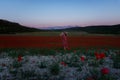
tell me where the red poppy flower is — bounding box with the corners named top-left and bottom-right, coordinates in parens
top-left (17, 55), bottom-right (22, 62)
top-left (80, 56), bottom-right (85, 61)
top-left (100, 52), bottom-right (105, 59)
top-left (60, 61), bottom-right (67, 66)
top-left (94, 52), bottom-right (106, 60)
top-left (101, 68), bottom-right (109, 74)
top-left (94, 52), bottom-right (101, 60)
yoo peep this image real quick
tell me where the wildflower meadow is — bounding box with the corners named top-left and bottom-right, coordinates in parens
top-left (0, 48), bottom-right (119, 80)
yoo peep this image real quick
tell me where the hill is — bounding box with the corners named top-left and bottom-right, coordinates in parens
top-left (0, 19), bottom-right (42, 34)
top-left (0, 19), bottom-right (120, 34)
top-left (54, 25), bottom-right (120, 34)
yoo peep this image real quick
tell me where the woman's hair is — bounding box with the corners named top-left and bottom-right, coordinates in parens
top-left (63, 32), bottom-right (67, 36)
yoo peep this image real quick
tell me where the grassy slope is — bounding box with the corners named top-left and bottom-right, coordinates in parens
top-left (0, 19), bottom-right (42, 34)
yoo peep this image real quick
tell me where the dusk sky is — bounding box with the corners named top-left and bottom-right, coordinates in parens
top-left (0, 0), bottom-right (120, 28)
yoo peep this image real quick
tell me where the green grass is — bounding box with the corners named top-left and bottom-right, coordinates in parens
top-left (16, 31), bottom-right (61, 36)
top-left (0, 48), bottom-right (119, 58)
top-left (15, 31), bottom-right (119, 36)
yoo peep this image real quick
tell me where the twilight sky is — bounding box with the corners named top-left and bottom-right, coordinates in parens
top-left (0, 0), bottom-right (120, 28)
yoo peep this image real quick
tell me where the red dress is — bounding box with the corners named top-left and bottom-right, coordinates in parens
top-left (60, 32), bottom-right (69, 50)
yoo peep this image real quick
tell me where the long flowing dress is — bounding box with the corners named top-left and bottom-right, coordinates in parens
top-left (60, 32), bottom-right (69, 50)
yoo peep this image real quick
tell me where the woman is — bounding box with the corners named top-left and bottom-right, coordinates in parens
top-left (60, 32), bottom-right (69, 50)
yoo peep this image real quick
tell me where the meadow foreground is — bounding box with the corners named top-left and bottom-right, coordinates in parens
top-left (0, 48), bottom-right (119, 80)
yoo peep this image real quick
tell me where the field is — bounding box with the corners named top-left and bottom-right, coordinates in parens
top-left (0, 31), bottom-right (120, 48)
top-left (0, 32), bottom-right (120, 80)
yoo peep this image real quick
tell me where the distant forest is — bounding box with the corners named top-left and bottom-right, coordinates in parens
top-left (0, 19), bottom-right (120, 34)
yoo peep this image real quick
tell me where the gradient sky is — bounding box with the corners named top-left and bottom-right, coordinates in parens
top-left (0, 0), bottom-right (120, 28)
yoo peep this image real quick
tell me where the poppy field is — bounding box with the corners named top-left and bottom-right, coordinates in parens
top-left (0, 34), bottom-right (120, 80)
top-left (0, 35), bottom-right (120, 48)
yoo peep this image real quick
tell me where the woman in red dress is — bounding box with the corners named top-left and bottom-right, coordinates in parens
top-left (60, 32), bottom-right (69, 50)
